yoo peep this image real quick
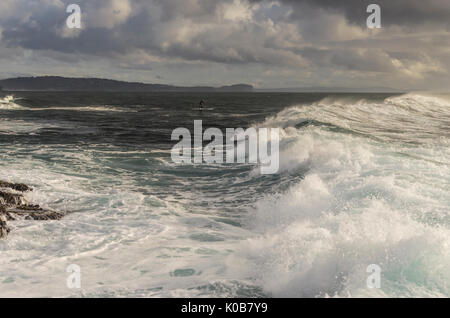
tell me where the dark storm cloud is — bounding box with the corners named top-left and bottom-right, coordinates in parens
top-left (1, 0), bottom-right (252, 61)
top-left (1, 0), bottom-right (448, 58)
top-left (295, 47), bottom-right (396, 73)
top-left (0, 0), bottom-right (449, 89)
top-left (261, 0), bottom-right (450, 26)
top-left (1, 0), bottom-right (307, 66)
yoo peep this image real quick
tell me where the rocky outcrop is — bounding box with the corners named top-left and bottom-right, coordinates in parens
top-left (0, 206), bottom-right (10, 239)
top-left (0, 181), bottom-right (64, 239)
top-left (0, 181), bottom-right (32, 192)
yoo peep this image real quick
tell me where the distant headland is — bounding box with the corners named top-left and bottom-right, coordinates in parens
top-left (0, 76), bottom-right (254, 92)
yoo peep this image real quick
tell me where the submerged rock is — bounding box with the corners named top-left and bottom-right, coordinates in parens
top-left (0, 180), bottom-right (64, 239)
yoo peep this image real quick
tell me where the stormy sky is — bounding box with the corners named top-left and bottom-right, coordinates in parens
top-left (0, 0), bottom-right (449, 90)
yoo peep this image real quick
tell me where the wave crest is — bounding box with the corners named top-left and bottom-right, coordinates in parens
top-left (241, 93), bottom-right (450, 297)
top-left (259, 93), bottom-right (450, 145)
top-left (0, 95), bottom-right (25, 110)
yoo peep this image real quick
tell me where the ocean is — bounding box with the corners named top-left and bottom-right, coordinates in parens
top-left (0, 91), bottom-right (449, 297)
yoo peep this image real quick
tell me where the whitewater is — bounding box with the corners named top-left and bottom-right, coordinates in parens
top-left (0, 92), bottom-right (448, 297)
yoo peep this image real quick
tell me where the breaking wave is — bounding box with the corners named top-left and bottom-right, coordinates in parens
top-left (0, 95), bottom-right (25, 110)
top-left (0, 95), bottom-right (131, 112)
top-left (238, 93), bottom-right (450, 297)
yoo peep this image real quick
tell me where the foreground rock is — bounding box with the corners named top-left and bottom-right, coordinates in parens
top-left (0, 207), bottom-right (10, 238)
top-left (0, 181), bottom-right (32, 192)
top-left (0, 181), bottom-right (64, 239)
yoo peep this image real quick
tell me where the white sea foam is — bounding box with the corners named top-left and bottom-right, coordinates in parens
top-left (0, 96), bottom-right (132, 112)
top-left (33, 106), bottom-right (134, 112)
top-left (235, 93), bottom-right (450, 297)
top-left (0, 144), bottom-right (248, 297)
top-left (260, 93), bottom-right (450, 144)
top-left (0, 119), bottom-right (65, 134)
top-left (0, 95), bottom-right (25, 110)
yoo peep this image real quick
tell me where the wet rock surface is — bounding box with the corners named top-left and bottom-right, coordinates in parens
top-left (0, 207), bottom-right (10, 239)
top-left (0, 181), bottom-right (64, 239)
top-left (0, 181), bottom-right (32, 192)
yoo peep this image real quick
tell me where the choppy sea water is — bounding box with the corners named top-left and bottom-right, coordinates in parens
top-left (0, 91), bottom-right (449, 297)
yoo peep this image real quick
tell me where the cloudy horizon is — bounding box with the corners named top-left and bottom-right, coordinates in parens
top-left (0, 0), bottom-right (449, 90)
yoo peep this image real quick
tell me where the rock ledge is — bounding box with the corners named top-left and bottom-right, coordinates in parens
top-left (0, 181), bottom-right (64, 239)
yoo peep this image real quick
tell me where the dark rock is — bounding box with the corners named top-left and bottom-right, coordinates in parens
top-left (0, 191), bottom-right (27, 206)
top-left (0, 181), bottom-right (64, 239)
top-left (0, 206), bottom-right (10, 239)
top-left (0, 181), bottom-right (32, 192)
top-left (8, 207), bottom-right (64, 221)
